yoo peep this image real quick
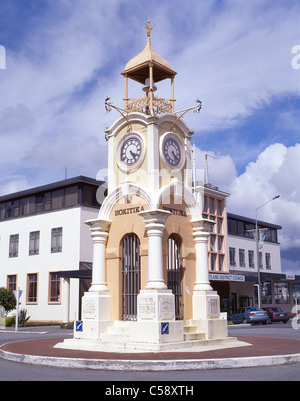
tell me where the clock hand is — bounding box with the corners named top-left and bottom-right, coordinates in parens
top-left (172, 150), bottom-right (179, 160)
top-left (130, 150), bottom-right (137, 159)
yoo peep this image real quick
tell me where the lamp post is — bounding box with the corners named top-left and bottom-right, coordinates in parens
top-left (255, 195), bottom-right (280, 308)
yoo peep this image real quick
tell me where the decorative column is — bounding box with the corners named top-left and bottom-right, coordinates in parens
top-left (191, 219), bottom-right (214, 292)
top-left (139, 209), bottom-right (171, 289)
top-left (149, 62), bottom-right (154, 115)
top-left (86, 219), bottom-right (111, 293)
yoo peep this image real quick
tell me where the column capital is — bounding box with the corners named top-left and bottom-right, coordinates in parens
top-left (191, 218), bottom-right (215, 234)
top-left (139, 209), bottom-right (171, 225)
top-left (85, 218), bottom-right (111, 233)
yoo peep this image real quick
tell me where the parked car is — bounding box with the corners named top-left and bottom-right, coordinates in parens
top-left (263, 307), bottom-right (290, 324)
top-left (230, 307), bottom-right (269, 324)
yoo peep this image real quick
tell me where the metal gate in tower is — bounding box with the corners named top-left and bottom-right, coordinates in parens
top-left (121, 233), bottom-right (141, 321)
top-left (167, 234), bottom-right (184, 320)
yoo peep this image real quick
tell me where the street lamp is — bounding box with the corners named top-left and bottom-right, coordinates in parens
top-left (255, 195), bottom-right (280, 308)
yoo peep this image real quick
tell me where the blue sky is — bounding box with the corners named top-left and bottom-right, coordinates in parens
top-left (0, 0), bottom-right (300, 273)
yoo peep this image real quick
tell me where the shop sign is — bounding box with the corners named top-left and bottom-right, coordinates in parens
top-left (209, 273), bottom-right (245, 282)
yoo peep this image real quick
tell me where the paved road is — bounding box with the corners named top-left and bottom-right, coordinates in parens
top-left (0, 322), bottom-right (299, 381)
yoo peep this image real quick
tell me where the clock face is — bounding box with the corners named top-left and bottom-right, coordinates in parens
top-left (117, 132), bottom-right (145, 172)
top-left (163, 136), bottom-right (182, 167)
top-left (121, 136), bottom-right (142, 166)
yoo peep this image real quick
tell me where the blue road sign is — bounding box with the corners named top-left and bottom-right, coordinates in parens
top-left (75, 321), bottom-right (83, 332)
top-left (161, 322), bottom-right (169, 335)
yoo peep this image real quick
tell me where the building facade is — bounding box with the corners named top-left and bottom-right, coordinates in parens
top-left (0, 176), bottom-right (102, 321)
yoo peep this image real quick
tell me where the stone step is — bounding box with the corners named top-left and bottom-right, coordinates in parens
top-left (184, 332), bottom-right (206, 341)
top-left (183, 325), bottom-right (197, 334)
top-left (99, 321), bottom-right (131, 343)
top-left (96, 336), bottom-right (238, 352)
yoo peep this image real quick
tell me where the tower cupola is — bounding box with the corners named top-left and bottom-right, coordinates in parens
top-left (121, 18), bottom-right (177, 115)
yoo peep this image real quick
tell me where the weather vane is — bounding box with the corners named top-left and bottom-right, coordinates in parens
top-left (143, 15), bottom-right (155, 37)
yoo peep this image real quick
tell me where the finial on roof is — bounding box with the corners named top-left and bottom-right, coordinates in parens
top-left (143, 15), bottom-right (155, 37)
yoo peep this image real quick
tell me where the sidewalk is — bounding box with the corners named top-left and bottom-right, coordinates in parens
top-left (1, 335), bottom-right (300, 371)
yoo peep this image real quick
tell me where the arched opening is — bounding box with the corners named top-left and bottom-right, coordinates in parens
top-left (167, 234), bottom-right (183, 320)
top-left (121, 233), bottom-right (141, 321)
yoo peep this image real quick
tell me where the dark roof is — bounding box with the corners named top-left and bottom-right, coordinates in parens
top-left (227, 212), bottom-right (282, 230)
top-left (0, 176), bottom-right (104, 203)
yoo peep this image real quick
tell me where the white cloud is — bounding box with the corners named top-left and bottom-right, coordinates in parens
top-left (174, 3), bottom-right (300, 132)
top-left (220, 143), bottom-right (300, 273)
top-left (0, 176), bottom-right (31, 197)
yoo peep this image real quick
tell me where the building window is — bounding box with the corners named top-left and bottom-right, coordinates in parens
top-left (261, 281), bottom-right (272, 304)
top-left (51, 227), bottom-right (62, 253)
top-left (27, 273), bottom-right (38, 303)
top-left (209, 197), bottom-right (215, 214)
top-left (9, 234), bottom-right (19, 257)
top-left (259, 252), bottom-right (263, 269)
top-left (7, 275), bottom-right (17, 292)
top-left (29, 231), bottom-right (40, 255)
top-left (265, 253), bottom-right (271, 270)
top-left (211, 253), bottom-right (217, 271)
top-left (239, 249), bottom-right (245, 267)
top-left (35, 195), bottom-right (43, 213)
top-left (216, 199), bottom-right (222, 216)
top-left (217, 217), bottom-right (223, 234)
top-left (248, 250), bottom-right (255, 268)
top-left (218, 236), bottom-right (223, 253)
top-left (274, 282), bottom-right (290, 304)
top-left (218, 254), bottom-right (224, 271)
top-left (292, 284), bottom-right (300, 304)
top-left (49, 273), bottom-right (61, 303)
top-left (229, 247), bottom-right (236, 266)
top-left (210, 234), bottom-right (216, 252)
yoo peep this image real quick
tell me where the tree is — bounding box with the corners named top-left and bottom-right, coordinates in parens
top-left (0, 288), bottom-right (16, 315)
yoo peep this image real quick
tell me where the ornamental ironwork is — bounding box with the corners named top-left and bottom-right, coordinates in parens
top-left (125, 95), bottom-right (174, 114)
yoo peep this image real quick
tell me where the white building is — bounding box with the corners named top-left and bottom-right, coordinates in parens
top-left (0, 176), bottom-right (101, 322)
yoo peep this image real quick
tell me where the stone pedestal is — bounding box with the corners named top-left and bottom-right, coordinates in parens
top-left (74, 291), bottom-right (113, 340)
top-left (130, 289), bottom-right (184, 344)
top-left (192, 290), bottom-right (228, 339)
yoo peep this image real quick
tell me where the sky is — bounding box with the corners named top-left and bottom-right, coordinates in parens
top-left (0, 0), bottom-right (300, 274)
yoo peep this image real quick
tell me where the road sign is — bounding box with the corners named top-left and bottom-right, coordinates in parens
top-left (75, 321), bottom-right (83, 332)
top-left (13, 289), bottom-right (23, 300)
top-left (161, 322), bottom-right (169, 335)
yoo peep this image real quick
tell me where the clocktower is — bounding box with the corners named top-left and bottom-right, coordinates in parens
top-left (59, 19), bottom-right (230, 352)
top-left (105, 18), bottom-right (196, 199)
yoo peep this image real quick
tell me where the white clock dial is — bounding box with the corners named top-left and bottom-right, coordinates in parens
top-left (117, 132), bottom-right (145, 172)
top-left (121, 137), bottom-right (142, 165)
top-left (163, 138), bottom-right (181, 167)
top-left (161, 133), bottom-right (185, 169)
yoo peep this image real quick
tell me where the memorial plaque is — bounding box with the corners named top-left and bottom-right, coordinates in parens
top-left (159, 298), bottom-right (174, 320)
top-left (82, 300), bottom-right (96, 319)
top-left (208, 298), bottom-right (219, 318)
top-left (138, 297), bottom-right (156, 320)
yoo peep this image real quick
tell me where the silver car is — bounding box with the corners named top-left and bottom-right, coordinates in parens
top-left (230, 307), bottom-right (269, 324)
